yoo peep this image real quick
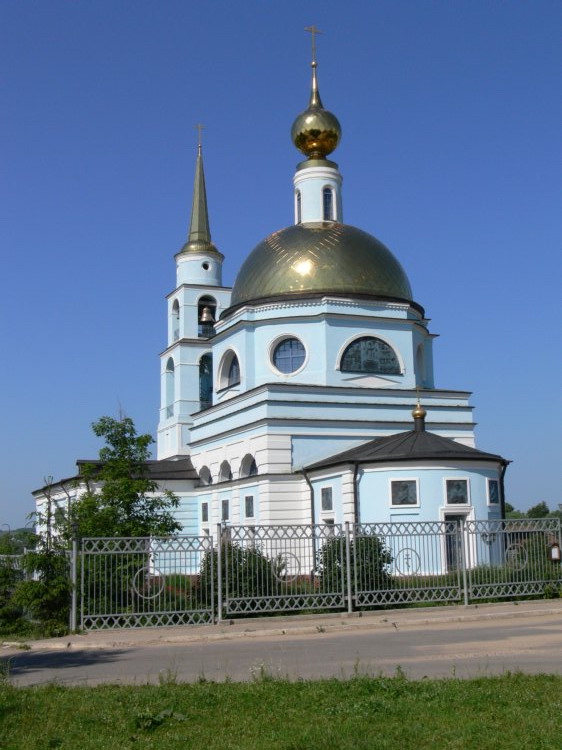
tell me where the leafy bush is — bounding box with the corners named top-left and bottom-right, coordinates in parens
top-left (197, 539), bottom-right (277, 609)
top-left (316, 533), bottom-right (393, 593)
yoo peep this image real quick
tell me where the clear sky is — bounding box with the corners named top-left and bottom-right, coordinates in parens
top-left (1, 0), bottom-right (560, 527)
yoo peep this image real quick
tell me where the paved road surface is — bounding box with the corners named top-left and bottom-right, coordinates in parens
top-left (3, 603), bottom-right (562, 686)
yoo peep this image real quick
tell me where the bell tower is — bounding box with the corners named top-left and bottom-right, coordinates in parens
top-left (157, 131), bottom-right (232, 459)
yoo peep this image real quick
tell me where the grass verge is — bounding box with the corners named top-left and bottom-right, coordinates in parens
top-left (1, 673), bottom-right (561, 749)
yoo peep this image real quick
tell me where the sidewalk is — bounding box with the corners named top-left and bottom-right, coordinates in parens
top-left (3, 599), bottom-right (562, 653)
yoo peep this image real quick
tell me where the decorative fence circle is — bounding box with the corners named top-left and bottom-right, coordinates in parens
top-left (394, 548), bottom-right (421, 575)
top-left (131, 567), bottom-right (166, 599)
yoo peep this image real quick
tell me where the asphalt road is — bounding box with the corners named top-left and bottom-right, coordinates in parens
top-left (3, 610), bottom-right (562, 686)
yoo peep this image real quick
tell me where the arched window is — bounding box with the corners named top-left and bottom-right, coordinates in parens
top-left (272, 337), bottom-right (306, 374)
top-left (228, 355), bottom-right (240, 386)
top-left (219, 460), bottom-right (232, 482)
top-left (340, 337), bottom-right (400, 375)
top-left (199, 353), bottom-right (213, 410)
top-left (240, 453), bottom-right (258, 478)
top-left (296, 190), bottom-right (302, 224)
top-left (165, 358), bottom-right (175, 418)
top-left (172, 300), bottom-right (180, 341)
top-left (198, 295), bottom-right (217, 338)
top-left (323, 187), bottom-right (334, 221)
top-left (219, 350), bottom-right (241, 390)
top-left (199, 466), bottom-right (212, 485)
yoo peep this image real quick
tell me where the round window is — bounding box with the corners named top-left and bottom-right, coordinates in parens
top-left (202, 262), bottom-right (210, 271)
top-left (272, 338), bottom-right (306, 374)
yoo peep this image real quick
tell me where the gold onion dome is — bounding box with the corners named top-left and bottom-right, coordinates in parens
top-left (229, 223), bottom-right (414, 309)
top-left (412, 402), bottom-right (427, 420)
top-left (291, 61), bottom-right (341, 159)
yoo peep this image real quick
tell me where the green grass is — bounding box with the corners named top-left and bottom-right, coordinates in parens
top-left (1, 673), bottom-right (561, 749)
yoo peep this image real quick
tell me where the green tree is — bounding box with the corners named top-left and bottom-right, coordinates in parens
top-left (9, 416), bottom-right (180, 636)
top-left (526, 501), bottom-right (550, 519)
top-left (69, 416), bottom-right (181, 539)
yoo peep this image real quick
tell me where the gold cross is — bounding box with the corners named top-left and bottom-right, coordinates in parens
top-left (304, 25), bottom-right (323, 64)
top-left (195, 123), bottom-right (205, 150)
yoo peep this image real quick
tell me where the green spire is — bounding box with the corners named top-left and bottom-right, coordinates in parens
top-left (188, 144), bottom-right (211, 244)
top-left (177, 136), bottom-right (223, 258)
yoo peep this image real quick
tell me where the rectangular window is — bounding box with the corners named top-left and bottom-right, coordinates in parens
top-left (221, 499), bottom-right (230, 521)
top-left (391, 480), bottom-right (418, 506)
top-left (201, 502), bottom-right (209, 523)
top-left (487, 479), bottom-right (500, 505)
top-left (324, 518), bottom-right (335, 536)
top-left (202, 528), bottom-right (209, 537)
top-left (321, 487), bottom-right (333, 512)
top-left (245, 495), bottom-right (254, 518)
top-left (446, 479), bottom-right (469, 505)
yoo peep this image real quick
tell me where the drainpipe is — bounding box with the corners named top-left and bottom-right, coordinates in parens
top-left (500, 463), bottom-right (508, 520)
top-left (352, 462), bottom-right (360, 524)
top-left (302, 469), bottom-right (317, 577)
top-left (302, 469), bottom-right (315, 526)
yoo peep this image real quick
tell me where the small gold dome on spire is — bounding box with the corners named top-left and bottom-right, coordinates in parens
top-left (291, 27), bottom-right (341, 160)
top-left (412, 402), bottom-right (427, 420)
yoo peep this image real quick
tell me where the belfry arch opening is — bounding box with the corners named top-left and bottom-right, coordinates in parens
top-left (198, 295), bottom-right (217, 338)
top-left (165, 358), bottom-right (175, 418)
top-left (172, 300), bottom-right (180, 341)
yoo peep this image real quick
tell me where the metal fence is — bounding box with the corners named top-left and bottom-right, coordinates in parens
top-left (76, 518), bottom-right (562, 630)
top-left (80, 535), bottom-right (214, 630)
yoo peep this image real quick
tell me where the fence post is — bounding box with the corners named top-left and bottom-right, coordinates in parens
top-left (459, 518), bottom-right (469, 606)
top-left (345, 522), bottom-right (353, 614)
top-left (216, 523), bottom-right (223, 624)
top-left (69, 536), bottom-right (78, 632)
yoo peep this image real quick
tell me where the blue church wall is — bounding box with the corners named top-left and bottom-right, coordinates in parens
top-left (357, 464), bottom-right (502, 525)
top-left (310, 473), bottom-right (342, 525)
top-left (172, 494), bottom-right (199, 535)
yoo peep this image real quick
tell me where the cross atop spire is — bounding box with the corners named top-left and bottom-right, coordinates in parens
top-left (195, 123), bottom-right (205, 154)
top-left (304, 25), bottom-right (324, 108)
top-left (304, 25), bottom-right (322, 66)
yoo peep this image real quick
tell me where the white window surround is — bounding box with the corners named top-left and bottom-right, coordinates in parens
top-left (443, 477), bottom-right (471, 506)
top-left (267, 333), bottom-right (308, 377)
top-left (438, 505), bottom-right (476, 526)
top-left (389, 477), bottom-right (420, 508)
top-left (334, 333), bottom-right (405, 374)
top-left (217, 347), bottom-right (242, 390)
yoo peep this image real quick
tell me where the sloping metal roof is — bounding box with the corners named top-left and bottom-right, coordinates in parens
top-left (306, 429), bottom-right (509, 471)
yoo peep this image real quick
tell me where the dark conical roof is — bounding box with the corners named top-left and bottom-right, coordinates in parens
top-left (306, 429), bottom-right (509, 471)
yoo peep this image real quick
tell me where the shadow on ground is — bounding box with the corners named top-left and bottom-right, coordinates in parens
top-left (2, 648), bottom-right (129, 684)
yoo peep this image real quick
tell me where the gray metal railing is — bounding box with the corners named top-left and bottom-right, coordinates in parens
top-left (80, 535), bottom-right (214, 630)
top-left (75, 519), bottom-right (562, 630)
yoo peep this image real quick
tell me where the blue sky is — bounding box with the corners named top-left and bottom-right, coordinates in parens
top-left (1, 0), bottom-right (560, 527)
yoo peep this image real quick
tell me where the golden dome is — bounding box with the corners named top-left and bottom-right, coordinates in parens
top-left (412, 402), bottom-right (427, 420)
top-left (229, 222), bottom-right (414, 310)
top-left (291, 62), bottom-right (341, 159)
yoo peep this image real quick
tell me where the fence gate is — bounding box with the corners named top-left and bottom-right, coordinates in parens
top-left (81, 535), bottom-right (214, 630)
top-left (465, 518), bottom-right (562, 600)
top-left (353, 521), bottom-right (465, 607)
top-left (220, 524), bottom-right (348, 617)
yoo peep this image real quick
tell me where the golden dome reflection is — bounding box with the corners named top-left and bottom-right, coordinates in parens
top-left (229, 222), bottom-right (414, 310)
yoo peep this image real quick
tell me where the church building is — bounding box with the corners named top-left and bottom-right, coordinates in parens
top-left (34, 48), bottom-right (509, 532)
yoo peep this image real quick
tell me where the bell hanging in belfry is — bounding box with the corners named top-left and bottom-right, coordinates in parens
top-left (200, 306), bottom-right (215, 323)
